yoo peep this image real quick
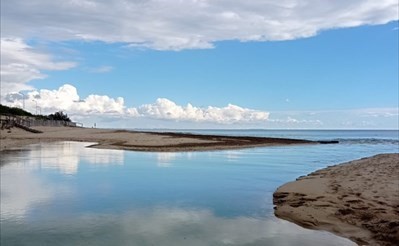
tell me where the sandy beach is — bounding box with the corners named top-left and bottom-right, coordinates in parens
top-left (273, 153), bottom-right (399, 246)
top-left (0, 126), bottom-right (313, 152)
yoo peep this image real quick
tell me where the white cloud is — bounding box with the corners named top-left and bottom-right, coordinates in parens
top-left (0, 38), bottom-right (76, 96)
top-left (1, 0), bottom-right (397, 51)
top-left (138, 98), bottom-right (269, 123)
top-left (1, 1), bottom-right (397, 103)
top-left (87, 65), bottom-right (113, 73)
top-left (266, 116), bottom-right (323, 128)
top-left (269, 108), bottom-right (399, 129)
top-left (3, 84), bottom-right (126, 116)
top-left (3, 85), bottom-right (398, 129)
top-left (2, 84), bottom-right (270, 125)
top-left (357, 108), bottom-right (399, 118)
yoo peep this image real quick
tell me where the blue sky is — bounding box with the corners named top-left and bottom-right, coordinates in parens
top-left (1, 0), bottom-right (398, 129)
top-left (37, 22), bottom-right (398, 110)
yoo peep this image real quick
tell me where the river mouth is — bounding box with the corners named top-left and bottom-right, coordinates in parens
top-left (2, 134), bottom-right (396, 245)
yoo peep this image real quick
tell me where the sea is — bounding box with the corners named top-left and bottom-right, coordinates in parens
top-left (1, 130), bottom-right (398, 246)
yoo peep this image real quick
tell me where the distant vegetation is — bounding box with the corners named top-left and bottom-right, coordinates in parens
top-left (0, 104), bottom-right (71, 122)
top-left (47, 111), bottom-right (71, 122)
top-left (0, 104), bottom-right (33, 116)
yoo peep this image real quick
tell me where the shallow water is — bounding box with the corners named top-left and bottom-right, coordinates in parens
top-left (1, 130), bottom-right (398, 245)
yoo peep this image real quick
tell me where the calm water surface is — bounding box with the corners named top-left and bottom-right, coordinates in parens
top-left (1, 130), bottom-right (398, 245)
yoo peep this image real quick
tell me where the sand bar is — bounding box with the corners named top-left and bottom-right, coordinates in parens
top-left (0, 126), bottom-right (315, 152)
top-left (273, 153), bottom-right (399, 246)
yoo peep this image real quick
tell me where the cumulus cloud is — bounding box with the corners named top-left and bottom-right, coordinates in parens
top-left (2, 84), bottom-right (270, 124)
top-left (138, 98), bottom-right (269, 123)
top-left (4, 84), bottom-right (398, 128)
top-left (1, 1), bottom-right (397, 101)
top-left (1, 0), bottom-right (397, 51)
top-left (3, 84), bottom-right (125, 116)
top-left (0, 38), bottom-right (76, 96)
top-left (4, 84), bottom-right (398, 129)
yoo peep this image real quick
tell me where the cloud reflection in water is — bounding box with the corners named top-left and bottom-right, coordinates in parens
top-left (1, 142), bottom-right (124, 219)
top-left (2, 142), bottom-right (124, 174)
top-left (1, 141), bottom-right (357, 245)
top-left (1, 207), bottom-right (355, 246)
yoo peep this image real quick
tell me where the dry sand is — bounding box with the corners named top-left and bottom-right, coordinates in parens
top-left (273, 153), bottom-right (399, 246)
top-left (0, 126), bottom-right (313, 152)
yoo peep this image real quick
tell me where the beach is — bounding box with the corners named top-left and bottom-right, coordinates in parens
top-left (274, 153), bottom-right (399, 246)
top-left (0, 126), bottom-right (313, 152)
top-left (2, 126), bottom-right (398, 245)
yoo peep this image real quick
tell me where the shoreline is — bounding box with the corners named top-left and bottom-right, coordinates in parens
top-left (2, 126), bottom-right (398, 245)
top-left (0, 126), bottom-right (316, 152)
top-left (273, 153), bottom-right (399, 246)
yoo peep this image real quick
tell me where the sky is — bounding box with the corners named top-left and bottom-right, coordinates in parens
top-left (1, 0), bottom-right (398, 129)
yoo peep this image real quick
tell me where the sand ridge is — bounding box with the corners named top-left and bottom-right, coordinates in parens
top-left (273, 153), bottom-right (399, 246)
top-left (0, 126), bottom-right (314, 152)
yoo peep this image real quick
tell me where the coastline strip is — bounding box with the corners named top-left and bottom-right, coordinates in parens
top-left (1, 126), bottom-right (316, 152)
top-left (273, 153), bottom-right (399, 246)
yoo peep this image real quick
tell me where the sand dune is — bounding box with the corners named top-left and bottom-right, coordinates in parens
top-left (273, 153), bottom-right (399, 246)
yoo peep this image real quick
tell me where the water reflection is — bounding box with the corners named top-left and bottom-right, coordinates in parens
top-left (1, 168), bottom-right (55, 220)
top-left (35, 142), bottom-right (80, 174)
top-left (1, 142), bottom-right (124, 174)
top-left (1, 207), bottom-right (355, 246)
top-left (157, 152), bottom-right (178, 167)
top-left (156, 152), bottom-right (195, 167)
top-left (1, 141), bottom-right (375, 245)
top-left (1, 142), bottom-right (124, 219)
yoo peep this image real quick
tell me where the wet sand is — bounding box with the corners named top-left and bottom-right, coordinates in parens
top-left (0, 126), bottom-right (313, 152)
top-left (273, 153), bottom-right (399, 246)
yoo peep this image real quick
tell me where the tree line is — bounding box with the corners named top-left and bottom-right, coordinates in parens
top-left (0, 104), bottom-right (71, 122)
